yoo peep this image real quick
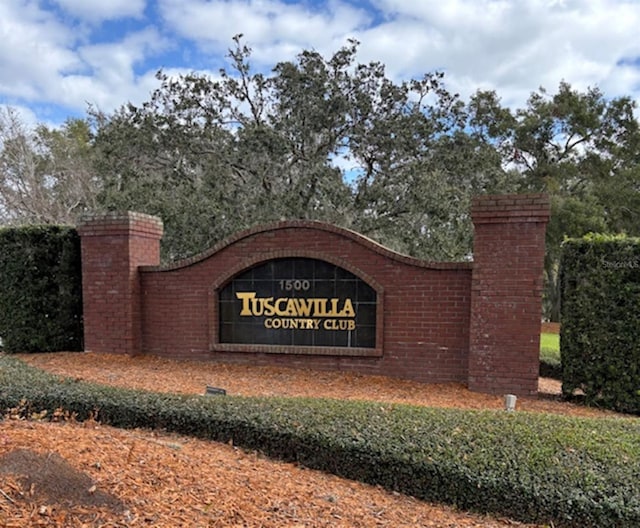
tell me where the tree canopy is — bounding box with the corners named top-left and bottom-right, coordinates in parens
top-left (0, 107), bottom-right (97, 225)
top-left (468, 83), bottom-right (640, 318)
top-left (1, 36), bottom-right (639, 320)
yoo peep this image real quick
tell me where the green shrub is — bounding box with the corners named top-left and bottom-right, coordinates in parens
top-left (0, 225), bottom-right (83, 352)
top-left (1, 355), bottom-right (639, 528)
top-left (560, 234), bottom-right (640, 413)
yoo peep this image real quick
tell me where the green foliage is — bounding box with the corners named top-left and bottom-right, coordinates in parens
top-left (89, 51), bottom-right (640, 316)
top-left (471, 84), bottom-right (640, 320)
top-left (90, 37), bottom-right (514, 262)
top-left (560, 234), bottom-right (640, 413)
top-left (3, 39), bottom-right (640, 318)
top-left (1, 355), bottom-right (639, 527)
top-left (0, 226), bottom-right (83, 352)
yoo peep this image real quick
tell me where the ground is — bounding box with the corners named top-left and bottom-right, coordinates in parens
top-left (0, 352), bottom-right (626, 527)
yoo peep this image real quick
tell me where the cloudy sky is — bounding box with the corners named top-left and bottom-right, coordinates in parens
top-left (2, 0), bottom-right (640, 126)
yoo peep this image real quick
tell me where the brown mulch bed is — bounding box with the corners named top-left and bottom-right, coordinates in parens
top-left (0, 352), bottom-right (626, 527)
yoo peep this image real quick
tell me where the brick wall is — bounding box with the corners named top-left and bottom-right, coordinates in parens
top-left (78, 194), bottom-right (549, 395)
top-left (469, 194), bottom-right (551, 396)
top-left (77, 212), bottom-right (163, 356)
top-left (138, 223), bottom-right (473, 384)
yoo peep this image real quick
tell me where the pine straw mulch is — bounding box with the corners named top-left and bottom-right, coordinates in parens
top-left (0, 353), bottom-right (628, 527)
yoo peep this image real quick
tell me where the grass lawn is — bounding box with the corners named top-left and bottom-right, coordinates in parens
top-left (540, 332), bottom-right (560, 366)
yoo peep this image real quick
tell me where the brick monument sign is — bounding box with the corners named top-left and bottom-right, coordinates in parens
top-left (78, 194), bottom-right (550, 396)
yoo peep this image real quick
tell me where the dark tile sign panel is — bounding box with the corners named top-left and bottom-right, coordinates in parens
top-left (219, 258), bottom-right (376, 348)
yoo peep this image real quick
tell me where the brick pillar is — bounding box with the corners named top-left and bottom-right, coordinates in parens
top-left (469, 194), bottom-right (550, 396)
top-left (78, 212), bottom-right (163, 355)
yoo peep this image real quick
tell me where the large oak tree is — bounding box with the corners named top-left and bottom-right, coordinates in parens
top-left (2, 38), bottom-right (638, 319)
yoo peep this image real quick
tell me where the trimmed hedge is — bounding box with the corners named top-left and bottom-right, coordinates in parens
top-left (0, 225), bottom-right (83, 352)
top-left (1, 355), bottom-right (639, 528)
top-left (560, 234), bottom-right (640, 413)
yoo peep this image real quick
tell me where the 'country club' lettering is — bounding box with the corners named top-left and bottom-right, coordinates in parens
top-left (235, 292), bottom-right (356, 331)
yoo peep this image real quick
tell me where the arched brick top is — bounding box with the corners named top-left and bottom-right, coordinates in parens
top-left (209, 249), bottom-right (384, 296)
top-left (140, 220), bottom-right (473, 273)
top-left (78, 193), bottom-right (550, 396)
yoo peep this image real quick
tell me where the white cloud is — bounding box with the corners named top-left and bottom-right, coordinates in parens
top-left (0, 1), bottom-right (82, 100)
top-left (2, 0), bottom-right (640, 126)
top-left (153, 0), bottom-right (640, 110)
top-left (52, 0), bottom-right (146, 22)
top-left (79, 27), bottom-right (168, 83)
top-left (0, 1), bottom-right (171, 116)
top-left (157, 0), bottom-right (371, 67)
top-left (362, 0), bottom-right (640, 107)
top-left (52, 27), bottom-right (172, 111)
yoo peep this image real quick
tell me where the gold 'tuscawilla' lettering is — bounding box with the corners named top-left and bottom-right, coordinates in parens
top-left (236, 292), bottom-right (356, 318)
